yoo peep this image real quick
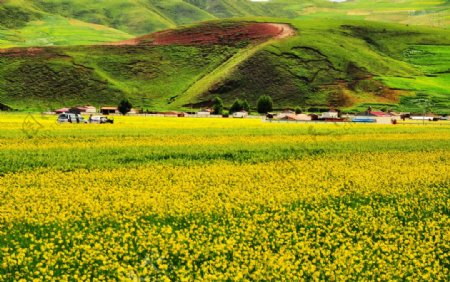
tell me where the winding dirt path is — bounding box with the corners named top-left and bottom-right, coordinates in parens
top-left (270, 23), bottom-right (296, 39)
top-left (170, 23), bottom-right (295, 108)
top-left (104, 22), bottom-right (296, 108)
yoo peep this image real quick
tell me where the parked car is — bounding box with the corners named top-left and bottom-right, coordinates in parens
top-left (232, 111), bottom-right (248, 118)
top-left (88, 115), bottom-right (114, 124)
top-left (57, 113), bottom-right (87, 123)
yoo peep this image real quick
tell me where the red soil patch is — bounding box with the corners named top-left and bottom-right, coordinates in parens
top-left (0, 47), bottom-right (46, 57)
top-left (0, 47), bottom-right (72, 60)
top-left (0, 22), bottom-right (295, 56)
top-left (109, 22), bottom-right (295, 46)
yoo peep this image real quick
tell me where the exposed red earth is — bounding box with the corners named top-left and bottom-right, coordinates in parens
top-left (0, 23), bottom-right (295, 57)
top-left (109, 22), bottom-right (295, 46)
top-left (0, 47), bottom-right (47, 57)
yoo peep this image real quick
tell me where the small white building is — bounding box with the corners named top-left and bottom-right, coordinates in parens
top-left (84, 106), bottom-right (97, 114)
top-left (276, 110), bottom-right (295, 120)
top-left (411, 116), bottom-right (434, 121)
top-left (74, 106), bottom-right (97, 113)
top-left (232, 111), bottom-right (248, 118)
top-left (197, 109), bottom-right (211, 117)
top-left (128, 108), bottom-right (139, 114)
top-left (376, 117), bottom-right (397, 124)
top-left (293, 114), bottom-right (312, 121)
top-left (274, 113), bottom-right (312, 121)
top-left (320, 111), bottom-right (339, 119)
top-left (101, 107), bottom-right (119, 115)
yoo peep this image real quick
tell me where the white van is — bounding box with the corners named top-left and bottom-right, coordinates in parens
top-left (57, 113), bottom-right (87, 123)
top-left (88, 116), bottom-right (114, 124)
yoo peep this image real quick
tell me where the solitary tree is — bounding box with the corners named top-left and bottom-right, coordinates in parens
top-left (212, 96), bottom-right (224, 115)
top-left (257, 95), bottom-right (273, 114)
top-left (229, 99), bottom-right (243, 114)
top-left (118, 99), bottom-right (132, 115)
top-left (411, 93), bottom-right (434, 124)
top-left (412, 93), bottom-right (433, 111)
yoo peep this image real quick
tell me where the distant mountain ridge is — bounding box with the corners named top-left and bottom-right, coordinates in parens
top-left (0, 0), bottom-right (292, 36)
top-left (0, 0), bottom-right (448, 47)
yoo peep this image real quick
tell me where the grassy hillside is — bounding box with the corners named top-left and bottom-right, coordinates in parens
top-left (0, 19), bottom-right (448, 113)
top-left (0, 0), bottom-right (276, 47)
top-left (0, 0), bottom-right (448, 48)
top-left (0, 43), bottom-right (240, 111)
top-left (191, 19), bottom-right (450, 113)
top-left (289, 0), bottom-right (449, 28)
top-left (0, 15), bottom-right (133, 48)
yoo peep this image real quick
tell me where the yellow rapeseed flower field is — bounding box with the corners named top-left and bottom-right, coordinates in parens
top-left (0, 114), bottom-right (449, 280)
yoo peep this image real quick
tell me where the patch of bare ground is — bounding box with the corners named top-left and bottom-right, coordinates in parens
top-left (108, 22), bottom-right (295, 46)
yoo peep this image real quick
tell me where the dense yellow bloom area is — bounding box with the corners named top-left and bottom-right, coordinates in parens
top-left (0, 114), bottom-right (449, 280)
top-left (1, 152), bottom-right (449, 222)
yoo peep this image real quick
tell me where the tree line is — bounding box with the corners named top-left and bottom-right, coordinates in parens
top-left (212, 95), bottom-right (273, 115)
top-left (118, 95), bottom-right (275, 115)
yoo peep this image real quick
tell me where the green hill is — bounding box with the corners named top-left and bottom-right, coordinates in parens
top-left (1, 19), bottom-right (448, 113)
top-left (0, 0), bottom-right (448, 48)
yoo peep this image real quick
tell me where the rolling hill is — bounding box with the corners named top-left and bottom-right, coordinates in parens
top-left (1, 19), bottom-right (449, 113)
top-left (0, 0), bottom-right (448, 47)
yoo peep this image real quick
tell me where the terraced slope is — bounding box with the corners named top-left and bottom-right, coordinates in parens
top-left (1, 19), bottom-right (448, 113)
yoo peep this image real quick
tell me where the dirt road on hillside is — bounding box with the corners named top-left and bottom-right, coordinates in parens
top-left (270, 23), bottom-right (296, 39)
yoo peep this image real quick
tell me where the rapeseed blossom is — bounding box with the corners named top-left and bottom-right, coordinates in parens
top-left (0, 114), bottom-right (449, 280)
